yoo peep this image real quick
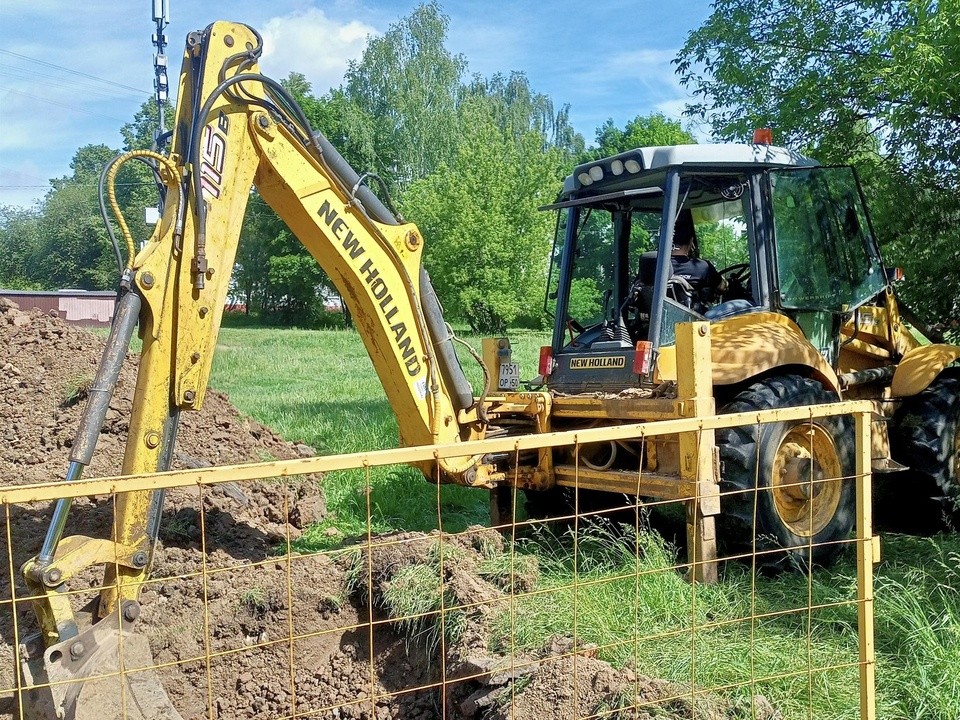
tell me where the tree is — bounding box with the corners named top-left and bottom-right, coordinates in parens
top-left (403, 96), bottom-right (565, 333)
top-left (34, 178), bottom-right (118, 289)
top-left (463, 72), bottom-right (584, 157)
top-left (0, 206), bottom-right (42, 289)
top-left (0, 103), bottom-right (174, 292)
top-left (344, 2), bottom-right (466, 192)
top-left (677, 0), bottom-right (960, 326)
top-left (1, 144), bottom-right (136, 291)
top-left (676, 0), bottom-right (960, 164)
top-left (234, 195), bottom-right (337, 327)
top-left (224, 74), bottom-right (353, 327)
top-left (120, 99), bottom-right (176, 152)
top-left (593, 113), bottom-right (695, 158)
top-left (283, 73), bottom-right (377, 177)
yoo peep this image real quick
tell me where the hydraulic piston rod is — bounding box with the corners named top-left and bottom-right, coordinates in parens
top-left (36, 290), bottom-right (142, 566)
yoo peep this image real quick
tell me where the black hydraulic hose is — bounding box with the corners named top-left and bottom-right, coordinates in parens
top-left (188, 71), bottom-right (315, 288)
top-left (98, 159), bottom-right (127, 276)
top-left (307, 131), bottom-right (474, 413)
top-left (310, 132), bottom-right (398, 225)
top-left (420, 267), bottom-right (475, 412)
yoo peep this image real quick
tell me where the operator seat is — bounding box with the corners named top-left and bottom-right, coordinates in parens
top-left (633, 251), bottom-right (759, 326)
top-left (636, 250), bottom-right (696, 310)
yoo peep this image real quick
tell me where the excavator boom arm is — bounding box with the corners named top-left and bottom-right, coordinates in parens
top-left (21, 25), bottom-right (495, 716)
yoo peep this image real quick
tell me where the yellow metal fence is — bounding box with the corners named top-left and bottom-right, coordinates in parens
top-left (1, 402), bottom-right (876, 719)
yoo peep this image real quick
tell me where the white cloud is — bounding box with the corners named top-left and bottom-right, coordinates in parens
top-left (571, 48), bottom-right (682, 99)
top-left (259, 8), bottom-right (376, 93)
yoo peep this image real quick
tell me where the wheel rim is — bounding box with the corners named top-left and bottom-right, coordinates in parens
top-left (771, 423), bottom-right (843, 537)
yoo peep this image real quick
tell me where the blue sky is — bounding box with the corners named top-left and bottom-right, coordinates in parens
top-left (0, 1), bottom-right (713, 208)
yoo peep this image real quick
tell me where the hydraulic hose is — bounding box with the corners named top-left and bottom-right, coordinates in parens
top-left (102, 150), bottom-right (183, 270)
top-left (310, 130), bottom-right (475, 414)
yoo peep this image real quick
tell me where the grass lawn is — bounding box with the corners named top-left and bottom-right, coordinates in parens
top-left (209, 325), bottom-right (960, 719)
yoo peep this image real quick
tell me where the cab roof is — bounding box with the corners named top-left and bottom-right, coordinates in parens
top-left (562, 143), bottom-right (819, 198)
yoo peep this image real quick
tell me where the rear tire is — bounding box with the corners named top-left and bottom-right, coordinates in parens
top-left (717, 375), bottom-right (856, 571)
top-left (891, 372), bottom-right (960, 529)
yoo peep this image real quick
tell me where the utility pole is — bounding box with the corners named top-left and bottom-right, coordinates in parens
top-left (151, 0), bottom-right (170, 149)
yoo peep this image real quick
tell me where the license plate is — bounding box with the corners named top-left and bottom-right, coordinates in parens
top-left (498, 362), bottom-right (520, 390)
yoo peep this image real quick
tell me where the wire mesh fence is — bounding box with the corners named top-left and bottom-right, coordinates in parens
top-left (0, 404), bottom-right (876, 719)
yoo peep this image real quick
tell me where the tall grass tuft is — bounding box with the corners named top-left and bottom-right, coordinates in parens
top-left (873, 538), bottom-right (960, 718)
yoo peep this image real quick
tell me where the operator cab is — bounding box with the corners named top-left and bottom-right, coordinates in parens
top-left (542, 144), bottom-right (887, 393)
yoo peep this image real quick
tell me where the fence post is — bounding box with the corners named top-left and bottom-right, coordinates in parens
top-left (855, 410), bottom-right (876, 719)
top-left (675, 322), bottom-right (719, 583)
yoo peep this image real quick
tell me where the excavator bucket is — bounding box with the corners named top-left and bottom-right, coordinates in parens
top-left (19, 602), bottom-right (182, 720)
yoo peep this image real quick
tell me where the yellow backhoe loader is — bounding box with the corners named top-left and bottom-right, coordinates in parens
top-left (16, 20), bottom-right (959, 719)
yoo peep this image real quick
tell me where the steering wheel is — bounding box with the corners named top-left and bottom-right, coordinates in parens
top-left (718, 262), bottom-right (752, 300)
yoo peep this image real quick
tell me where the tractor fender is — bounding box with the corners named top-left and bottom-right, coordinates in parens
top-left (890, 344), bottom-right (960, 397)
top-left (658, 312), bottom-right (840, 392)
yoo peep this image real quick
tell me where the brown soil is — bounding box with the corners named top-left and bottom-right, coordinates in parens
top-left (0, 299), bottom-right (777, 719)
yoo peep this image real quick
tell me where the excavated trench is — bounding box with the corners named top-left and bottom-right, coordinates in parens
top-left (0, 299), bottom-right (777, 719)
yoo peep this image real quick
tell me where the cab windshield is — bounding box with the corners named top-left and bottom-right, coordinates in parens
top-left (546, 175), bottom-right (752, 342)
top-left (771, 167), bottom-right (885, 311)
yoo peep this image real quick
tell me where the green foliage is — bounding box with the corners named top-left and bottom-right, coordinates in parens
top-left (566, 278), bottom-right (603, 325)
top-left (696, 221), bottom-right (744, 269)
top-left (282, 73), bottom-right (376, 178)
top-left (873, 538), bottom-right (960, 718)
top-left (592, 112), bottom-right (695, 158)
top-left (33, 171), bottom-right (120, 289)
top-left (344, 2), bottom-right (466, 192)
top-left (235, 198), bottom-right (340, 328)
top-left (464, 72), bottom-right (584, 156)
top-left (0, 205), bottom-right (42, 288)
top-left (61, 374), bottom-right (93, 407)
top-left (0, 98), bottom-right (172, 291)
top-left (677, 0), bottom-right (960, 325)
top-left (239, 586), bottom-right (269, 615)
top-left (379, 559), bottom-right (466, 657)
top-left (119, 100), bottom-right (176, 152)
top-left (403, 94), bottom-right (565, 333)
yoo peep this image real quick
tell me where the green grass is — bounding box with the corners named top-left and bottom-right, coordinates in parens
top-left (208, 325), bottom-right (960, 719)
top-left (488, 525), bottom-right (866, 719)
top-left (210, 326), bottom-right (547, 544)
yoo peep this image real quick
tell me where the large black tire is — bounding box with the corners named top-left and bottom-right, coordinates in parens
top-left (891, 371), bottom-right (960, 529)
top-left (717, 375), bottom-right (856, 571)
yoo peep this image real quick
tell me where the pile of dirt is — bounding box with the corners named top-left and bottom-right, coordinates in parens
top-left (0, 299), bottom-right (333, 715)
top-left (0, 299), bottom-right (777, 719)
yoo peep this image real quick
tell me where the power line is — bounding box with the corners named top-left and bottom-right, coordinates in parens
top-left (0, 183), bottom-right (158, 189)
top-left (0, 48), bottom-right (149, 96)
top-left (0, 66), bottom-right (142, 102)
top-left (0, 86), bottom-right (130, 123)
